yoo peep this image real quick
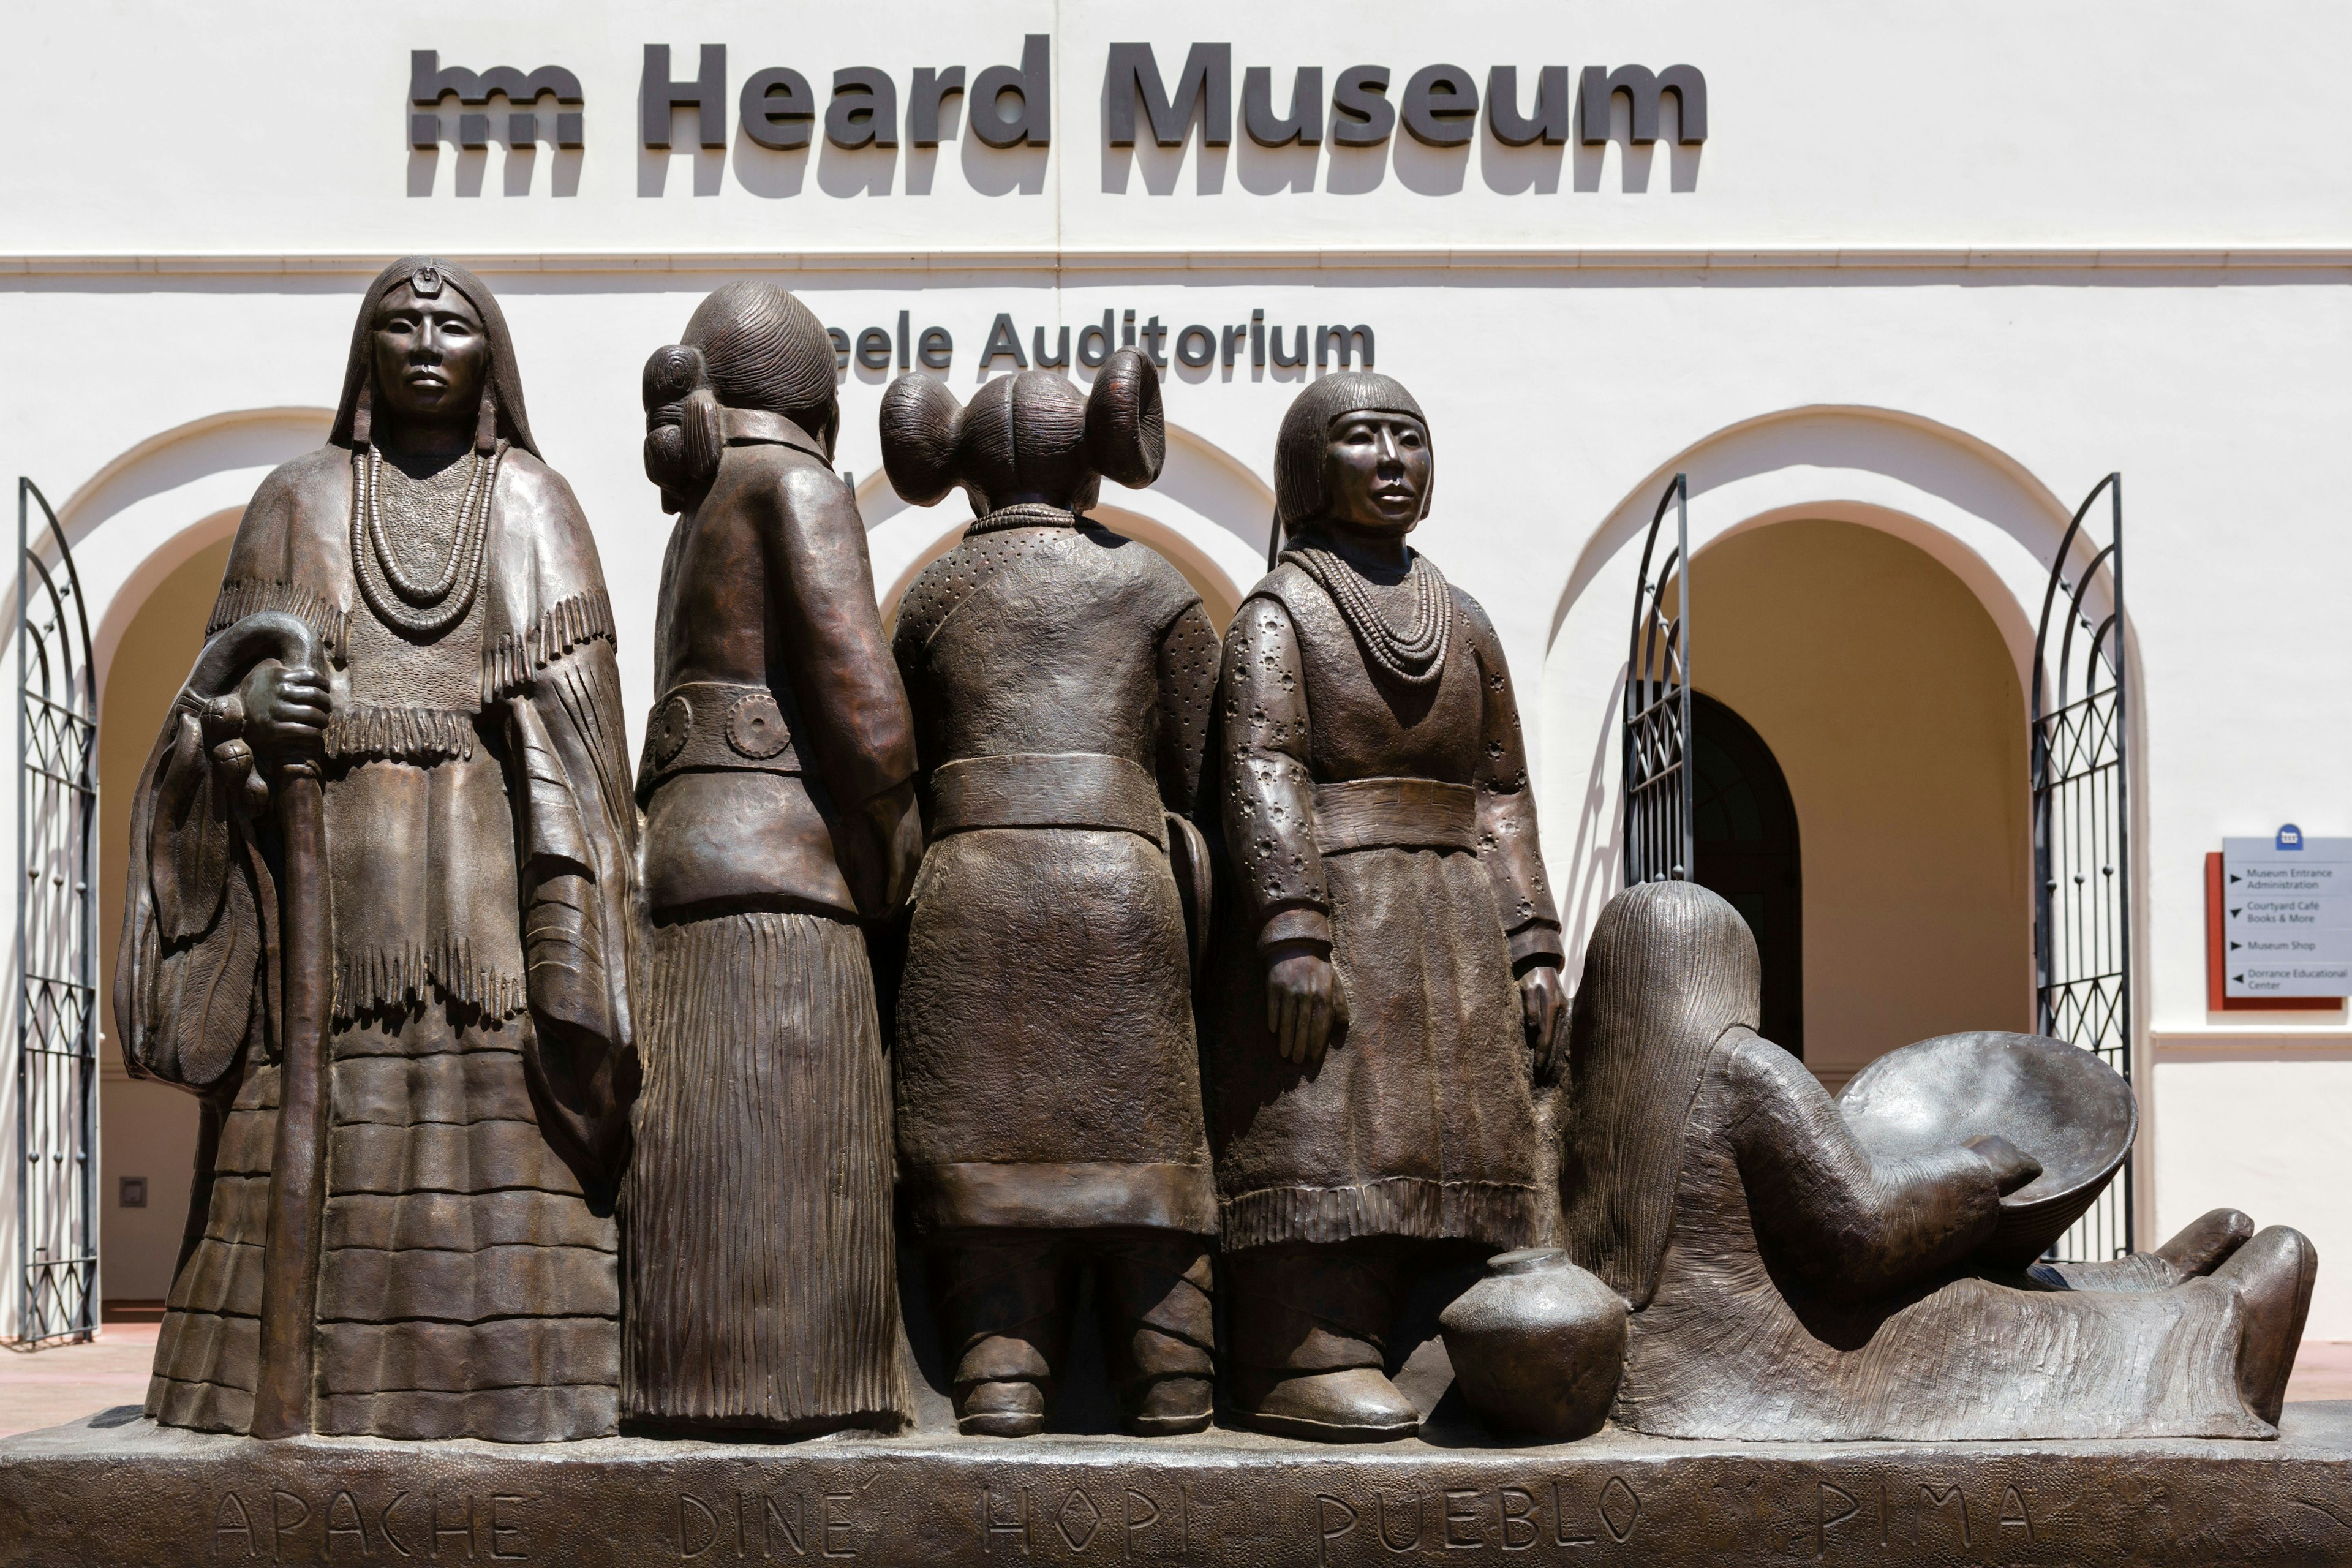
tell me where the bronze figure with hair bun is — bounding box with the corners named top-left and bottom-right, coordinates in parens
top-left (880, 352), bottom-right (1221, 1438)
top-left (1204, 372), bottom-right (1569, 1443)
top-left (626, 282), bottom-right (921, 1436)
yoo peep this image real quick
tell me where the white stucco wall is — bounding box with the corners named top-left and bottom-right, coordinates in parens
top-left (2155, 1045), bottom-right (2352, 1340)
top-left (7, 1), bottom-right (2348, 254)
top-left (2, 1), bottom-right (2348, 1336)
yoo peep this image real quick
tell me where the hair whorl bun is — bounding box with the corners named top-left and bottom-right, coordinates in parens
top-left (643, 344), bottom-right (723, 508)
top-left (878, 373), bottom-right (966, 507)
top-left (643, 283), bottom-right (843, 514)
top-left (644, 342), bottom-right (703, 410)
top-left (877, 351), bottom-right (1165, 517)
top-left (1085, 349), bottom-right (1165, 489)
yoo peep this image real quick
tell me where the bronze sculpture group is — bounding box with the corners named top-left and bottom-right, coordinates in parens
top-left (115, 260), bottom-right (2317, 1453)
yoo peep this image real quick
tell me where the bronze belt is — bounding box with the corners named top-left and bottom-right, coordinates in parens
top-left (638, 680), bottom-right (801, 797)
top-left (927, 752), bottom-right (1167, 846)
top-left (1313, 777), bottom-right (1479, 854)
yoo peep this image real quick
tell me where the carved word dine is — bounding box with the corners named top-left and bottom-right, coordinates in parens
top-left (675, 1488), bottom-right (865, 1560)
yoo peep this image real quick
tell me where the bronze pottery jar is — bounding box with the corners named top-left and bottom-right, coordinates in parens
top-left (1439, 1247), bottom-right (1628, 1441)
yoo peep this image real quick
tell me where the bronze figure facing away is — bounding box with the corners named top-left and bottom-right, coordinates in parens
top-left (626, 284), bottom-right (920, 1436)
top-left (1205, 373), bottom-right (1568, 1443)
top-left (881, 353), bottom-right (1221, 1438)
top-left (1562, 880), bottom-right (2318, 1441)
top-left (114, 258), bottom-right (640, 1443)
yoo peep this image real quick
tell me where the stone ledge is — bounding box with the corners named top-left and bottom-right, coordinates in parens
top-left (7, 247), bottom-right (2352, 278)
top-left (6, 1403), bottom-right (2352, 1566)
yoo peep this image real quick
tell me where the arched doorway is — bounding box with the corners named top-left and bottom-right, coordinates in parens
top-left (96, 535), bottom-right (235, 1308)
top-left (1684, 518), bottom-right (2032, 1092)
top-left (1692, 692), bottom-right (1803, 1057)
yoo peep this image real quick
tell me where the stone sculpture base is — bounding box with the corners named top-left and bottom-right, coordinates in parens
top-left (7, 1403), bottom-right (2352, 1566)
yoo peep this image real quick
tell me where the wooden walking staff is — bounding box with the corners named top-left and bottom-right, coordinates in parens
top-left (175, 611), bottom-right (333, 1439)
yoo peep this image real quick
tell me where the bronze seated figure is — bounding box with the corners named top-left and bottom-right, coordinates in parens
top-left (1561, 880), bottom-right (2316, 1442)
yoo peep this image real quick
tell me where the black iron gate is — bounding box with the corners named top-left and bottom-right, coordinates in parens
top-left (1624, 473), bottom-right (1692, 887)
top-left (2032, 473), bottom-right (2132, 1261)
top-left (15, 478), bottom-right (99, 1344)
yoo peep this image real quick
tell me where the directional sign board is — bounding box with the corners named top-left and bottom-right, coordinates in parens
top-left (2222, 828), bottom-right (2352, 998)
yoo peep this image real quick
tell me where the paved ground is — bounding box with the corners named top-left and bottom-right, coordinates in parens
top-left (2286, 1339), bottom-right (2352, 1402)
top-left (4, 1319), bottom-right (2350, 1441)
top-left (0, 1315), bottom-right (157, 1439)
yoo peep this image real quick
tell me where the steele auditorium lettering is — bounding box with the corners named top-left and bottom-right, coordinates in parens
top-left (814, 306), bottom-right (1375, 380)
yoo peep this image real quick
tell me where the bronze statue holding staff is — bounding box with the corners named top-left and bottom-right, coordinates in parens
top-left (115, 257), bottom-right (640, 1443)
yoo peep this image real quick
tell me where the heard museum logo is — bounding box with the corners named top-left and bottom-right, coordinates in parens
top-left (407, 40), bottom-right (1705, 164)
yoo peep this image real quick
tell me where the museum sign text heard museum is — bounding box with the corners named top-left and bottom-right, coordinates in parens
top-left (407, 40), bottom-right (1707, 159)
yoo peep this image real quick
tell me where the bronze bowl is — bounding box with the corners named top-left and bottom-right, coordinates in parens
top-left (1836, 1031), bottom-right (2136, 1268)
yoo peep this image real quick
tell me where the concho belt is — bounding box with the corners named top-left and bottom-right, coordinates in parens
top-left (637, 680), bottom-right (802, 799)
top-left (1313, 777), bottom-right (1479, 855)
top-left (925, 752), bottom-right (1167, 847)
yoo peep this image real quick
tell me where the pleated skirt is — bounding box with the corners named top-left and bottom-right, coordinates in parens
top-left (622, 911), bottom-right (907, 1433)
top-left (146, 1003), bottom-right (624, 1443)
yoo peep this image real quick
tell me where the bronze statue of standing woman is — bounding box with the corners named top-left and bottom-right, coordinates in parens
top-left (881, 353), bottom-right (1221, 1438)
top-left (625, 282), bottom-right (919, 1436)
top-left (116, 258), bottom-right (640, 1442)
top-left (1206, 373), bottom-right (1568, 1442)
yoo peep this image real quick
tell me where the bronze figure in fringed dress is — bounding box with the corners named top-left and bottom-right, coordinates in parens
top-left (1563, 880), bottom-right (2319, 1441)
top-left (625, 282), bottom-right (920, 1436)
top-left (1206, 372), bottom-right (1569, 1442)
top-left (882, 353), bottom-right (1221, 1438)
top-left (114, 258), bottom-right (640, 1442)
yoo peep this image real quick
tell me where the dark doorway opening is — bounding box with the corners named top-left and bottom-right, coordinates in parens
top-left (1691, 692), bottom-right (1803, 1058)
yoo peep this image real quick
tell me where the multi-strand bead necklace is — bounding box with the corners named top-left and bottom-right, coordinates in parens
top-left (1286, 541), bottom-right (1453, 688)
top-left (349, 439), bottom-right (505, 639)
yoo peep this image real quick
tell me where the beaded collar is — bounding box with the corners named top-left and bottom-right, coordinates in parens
top-left (966, 502), bottom-right (1087, 537)
top-left (1284, 540), bottom-right (1454, 688)
top-left (349, 440), bottom-right (506, 640)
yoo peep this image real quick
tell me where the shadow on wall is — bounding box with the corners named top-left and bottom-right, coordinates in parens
top-left (1551, 661), bottom-right (1634, 996)
top-left (407, 141), bottom-right (584, 198)
top-left (1109, 127), bottom-right (1697, 198)
top-left (96, 537), bottom-right (235, 1302)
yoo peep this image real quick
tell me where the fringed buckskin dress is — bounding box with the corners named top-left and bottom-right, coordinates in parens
top-left (115, 258), bottom-right (639, 1442)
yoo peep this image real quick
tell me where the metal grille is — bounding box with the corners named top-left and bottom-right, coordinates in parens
top-left (1623, 473), bottom-right (1692, 887)
top-left (15, 478), bottom-right (99, 1344)
top-left (2032, 473), bottom-right (2132, 1262)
